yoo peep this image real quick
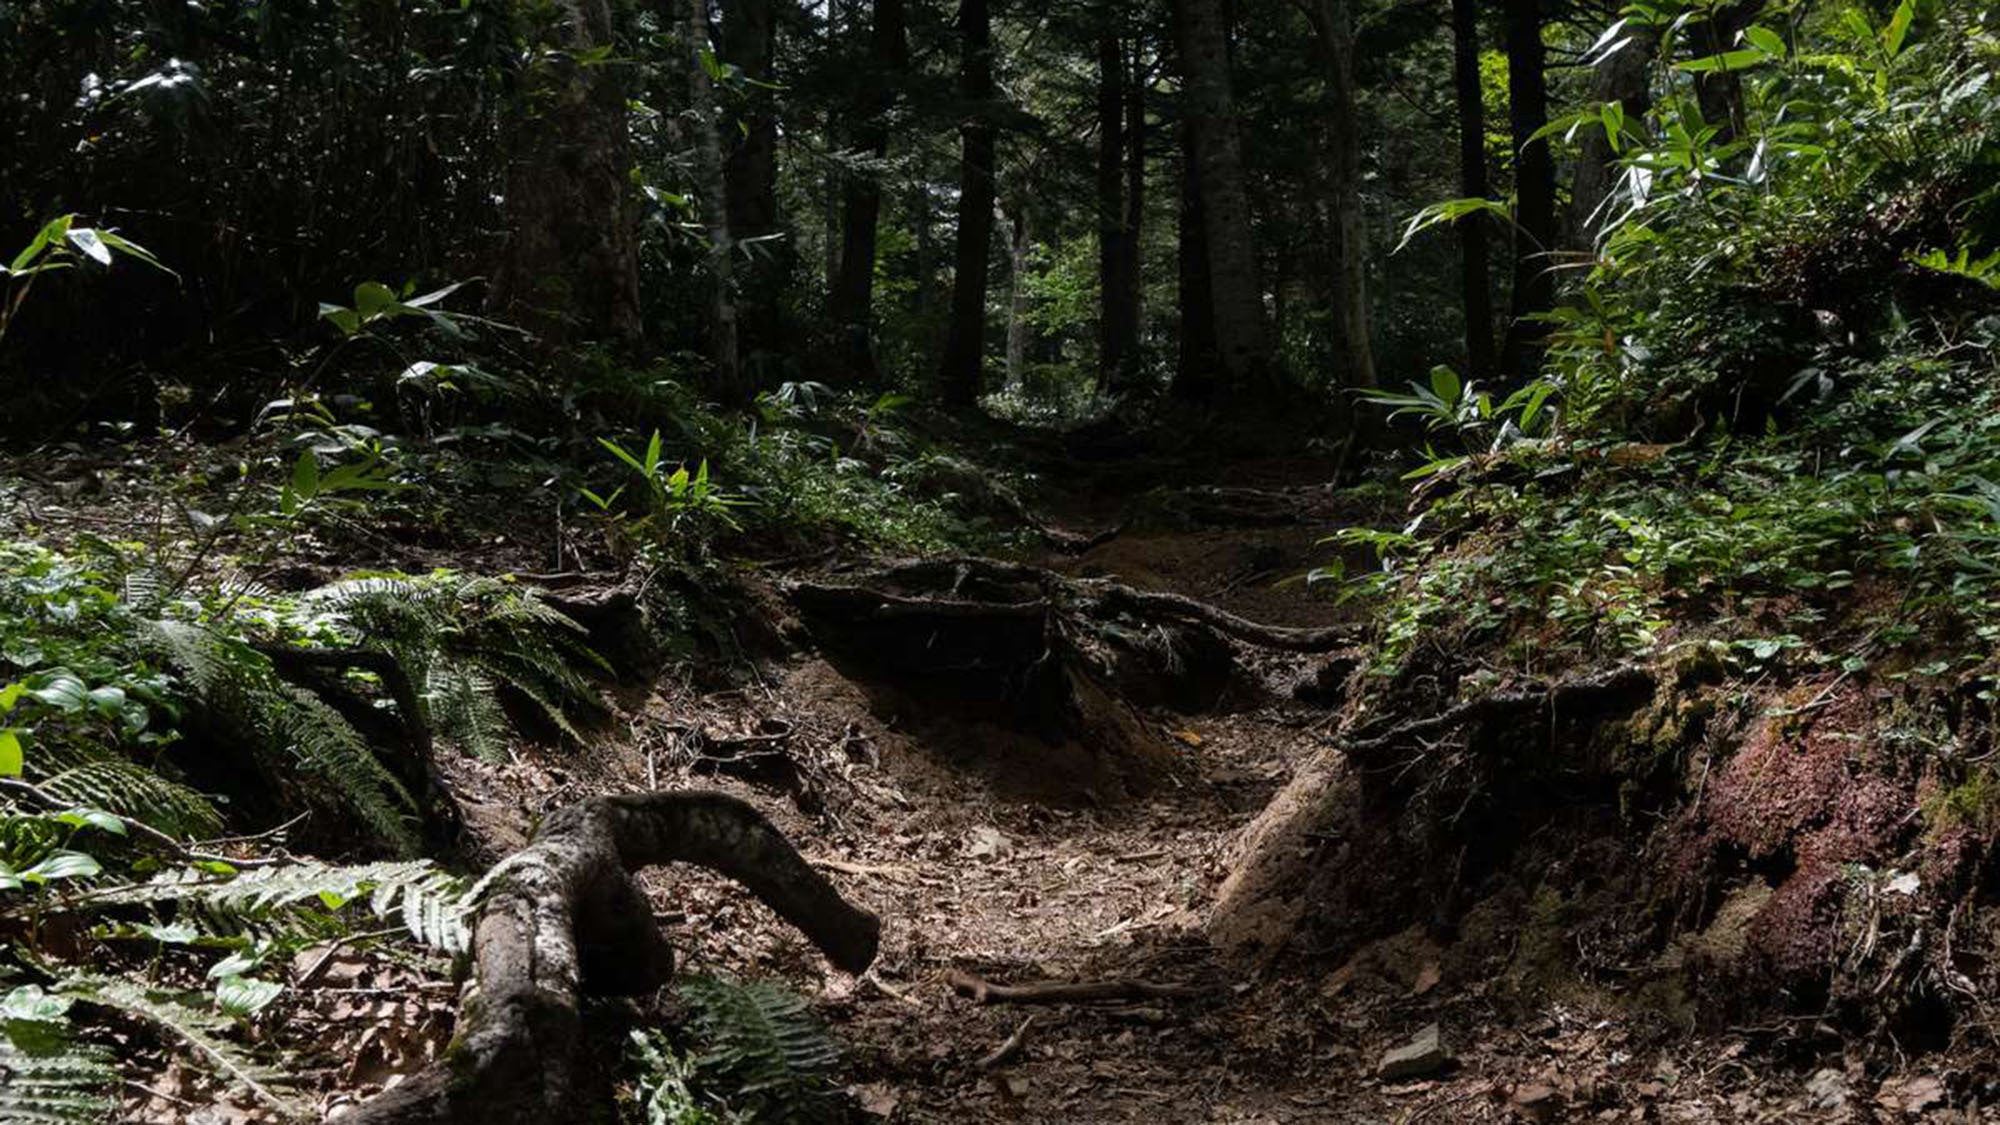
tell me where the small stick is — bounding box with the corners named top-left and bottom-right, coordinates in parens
top-left (807, 856), bottom-right (920, 879)
top-left (1111, 850), bottom-right (1167, 863)
top-left (947, 969), bottom-right (1212, 1004)
top-left (863, 972), bottom-right (924, 1008)
top-left (976, 1015), bottom-right (1037, 1070)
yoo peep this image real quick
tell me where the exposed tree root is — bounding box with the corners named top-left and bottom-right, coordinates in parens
top-left (348, 791), bottom-right (879, 1125)
top-left (947, 969), bottom-right (1213, 1004)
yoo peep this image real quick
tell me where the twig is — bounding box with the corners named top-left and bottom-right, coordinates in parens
top-left (295, 925), bottom-right (408, 987)
top-left (863, 972), bottom-right (925, 1008)
top-left (976, 1015), bottom-right (1037, 1070)
top-left (807, 856), bottom-right (920, 880)
top-left (947, 969), bottom-right (1212, 1004)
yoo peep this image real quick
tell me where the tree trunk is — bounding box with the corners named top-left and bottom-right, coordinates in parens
top-left (1302, 0), bottom-right (1374, 392)
top-left (1004, 203), bottom-right (1032, 390)
top-left (1097, 30), bottom-right (1142, 392)
top-left (1500, 0), bottom-right (1555, 384)
top-left (1171, 0), bottom-right (1271, 396)
top-left (1122, 40), bottom-right (1148, 382)
top-left (938, 0), bottom-right (997, 407)
top-left (487, 0), bottom-right (641, 350)
top-left (1568, 29), bottom-right (1655, 250)
top-left (1173, 122), bottom-right (1220, 400)
top-left (689, 0), bottom-right (741, 397)
top-left (1451, 0), bottom-right (1497, 381)
top-left (1690, 1), bottom-right (1767, 146)
top-left (827, 0), bottom-right (909, 380)
top-left (720, 0), bottom-right (784, 378)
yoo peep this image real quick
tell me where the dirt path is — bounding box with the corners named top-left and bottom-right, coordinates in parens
top-left (624, 462), bottom-right (1905, 1125)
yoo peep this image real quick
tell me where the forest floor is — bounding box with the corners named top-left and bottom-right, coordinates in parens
top-left (4, 443), bottom-right (1975, 1123)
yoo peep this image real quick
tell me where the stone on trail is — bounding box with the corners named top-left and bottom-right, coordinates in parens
top-left (1376, 1023), bottom-right (1451, 1080)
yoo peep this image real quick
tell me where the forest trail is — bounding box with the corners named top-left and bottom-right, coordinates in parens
top-left (634, 457), bottom-right (1907, 1125)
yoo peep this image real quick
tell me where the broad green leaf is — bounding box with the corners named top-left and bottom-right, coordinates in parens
top-left (318, 304), bottom-right (361, 337)
top-left (28, 672), bottom-right (88, 712)
top-left (53, 806), bottom-right (126, 835)
top-left (1744, 26), bottom-right (1786, 58)
top-left (353, 281), bottom-right (399, 323)
top-left (64, 227), bottom-right (112, 266)
top-left (1428, 366), bottom-right (1462, 407)
top-left (215, 976), bottom-right (284, 1019)
top-left (291, 449), bottom-right (320, 500)
top-left (95, 229), bottom-right (177, 277)
top-left (1, 986), bottom-right (73, 1023)
top-left (10, 214), bottom-right (73, 273)
top-left (0, 682), bottom-right (21, 714)
top-left (400, 280), bottom-right (469, 309)
top-left (25, 851), bottom-right (102, 883)
top-left (1883, 0), bottom-right (1914, 57)
top-left (1677, 49), bottom-right (1767, 73)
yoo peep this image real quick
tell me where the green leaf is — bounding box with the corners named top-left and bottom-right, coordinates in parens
top-left (0, 730), bottom-right (19, 777)
top-left (0, 682), bottom-right (21, 714)
top-left (29, 672), bottom-right (88, 713)
top-left (64, 227), bottom-right (112, 267)
top-left (291, 449), bottom-right (320, 501)
top-left (1428, 366), bottom-right (1462, 407)
top-left (1744, 26), bottom-right (1787, 58)
top-left (1677, 48), bottom-right (1768, 73)
top-left (94, 229), bottom-right (177, 278)
top-left (1883, 0), bottom-right (1914, 57)
top-left (353, 281), bottom-right (400, 323)
top-left (10, 215), bottom-right (73, 273)
top-left (644, 430), bottom-right (663, 476)
top-left (318, 304), bottom-right (361, 337)
top-left (52, 807), bottom-right (126, 835)
top-left (24, 851), bottom-right (102, 883)
top-left (214, 976), bottom-right (284, 1019)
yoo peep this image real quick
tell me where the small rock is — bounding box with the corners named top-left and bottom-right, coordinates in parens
top-left (1803, 1067), bottom-right (1848, 1111)
top-left (1510, 1083), bottom-right (1562, 1122)
top-left (1377, 1023), bottom-right (1451, 1080)
top-left (966, 826), bottom-right (1012, 860)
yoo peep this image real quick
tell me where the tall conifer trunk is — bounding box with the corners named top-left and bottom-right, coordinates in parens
top-left (937, 0), bottom-right (997, 406)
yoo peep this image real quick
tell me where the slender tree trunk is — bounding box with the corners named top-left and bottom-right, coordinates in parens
top-left (938, 0), bottom-right (997, 407)
top-left (689, 0), bottom-right (740, 396)
top-left (1097, 29), bottom-right (1142, 392)
top-left (828, 0), bottom-right (909, 380)
top-left (1303, 0), bottom-right (1374, 391)
top-left (1174, 123), bottom-right (1220, 400)
top-left (488, 0), bottom-right (640, 350)
top-left (1451, 0), bottom-right (1497, 381)
top-left (1171, 0), bottom-right (1272, 395)
top-left (1501, 0), bottom-right (1555, 383)
top-left (1691, 0), bottom-right (1767, 145)
top-left (1004, 203), bottom-right (1032, 390)
top-left (1568, 29), bottom-right (1655, 250)
top-left (720, 0), bottom-right (783, 378)
top-left (1122, 40), bottom-right (1148, 381)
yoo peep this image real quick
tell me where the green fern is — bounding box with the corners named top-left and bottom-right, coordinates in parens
top-left (677, 976), bottom-right (842, 1125)
top-left (428, 665), bottom-right (509, 762)
top-left (98, 858), bottom-right (473, 953)
top-left (0, 1037), bottom-right (118, 1125)
top-left (35, 758), bottom-right (224, 839)
top-left (58, 973), bottom-right (300, 1118)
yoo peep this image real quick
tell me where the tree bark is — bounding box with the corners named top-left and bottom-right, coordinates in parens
top-left (1171, 0), bottom-right (1272, 396)
top-left (1500, 0), bottom-right (1556, 384)
top-left (937, 0), bottom-right (998, 407)
top-left (1302, 0), bottom-right (1375, 392)
top-left (1097, 29), bottom-right (1142, 392)
top-left (1690, 0), bottom-right (1767, 146)
top-left (720, 0), bottom-right (785, 376)
top-left (1450, 0), bottom-right (1497, 381)
top-left (827, 0), bottom-right (910, 380)
top-left (1122, 40), bottom-right (1148, 381)
top-left (347, 792), bottom-right (879, 1124)
top-left (689, 0), bottom-right (742, 398)
top-left (1173, 120), bottom-right (1220, 400)
top-left (487, 0), bottom-right (641, 350)
top-left (1004, 202), bottom-right (1032, 390)
top-left (1567, 29), bottom-right (1655, 250)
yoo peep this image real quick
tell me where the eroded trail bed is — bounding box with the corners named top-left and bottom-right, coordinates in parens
top-left (592, 462), bottom-right (1910, 1124)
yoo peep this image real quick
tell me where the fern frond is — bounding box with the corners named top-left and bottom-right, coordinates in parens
top-left (0, 1038), bottom-right (118, 1125)
top-left (58, 973), bottom-right (300, 1118)
top-left (427, 664), bottom-right (510, 763)
top-left (678, 976), bottom-right (841, 1124)
top-left (97, 859), bottom-right (473, 954)
top-left (36, 760), bottom-right (224, 839)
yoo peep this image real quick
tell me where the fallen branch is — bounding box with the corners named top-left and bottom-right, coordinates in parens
top-left (947, 969), bottom-right (1211, 1005)
top-left (976, 1015), bottom-right (1037, 1070)
top-left (348, 791), bottom-right (879, 1125)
